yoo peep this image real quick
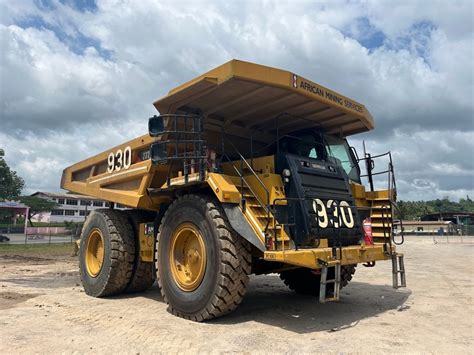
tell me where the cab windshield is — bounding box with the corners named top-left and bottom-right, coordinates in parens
top-left (279, 132), bottom-right (361, 182)
top-left (324, 135), bottom-right (361, 183)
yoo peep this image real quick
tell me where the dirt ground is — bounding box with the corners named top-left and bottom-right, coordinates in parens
top-left (0, 237), bottom-right (472, 354)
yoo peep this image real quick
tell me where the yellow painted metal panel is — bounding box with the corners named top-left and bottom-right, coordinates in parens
top-left (264, 243), bottom-right (392, 269)
top-left (366, 189), bottom-right (393, 200)
top-left (60, 134), bottom-right (160, 210)
top-left (138, 223), bottom-right (154, 262)
top-left (153, 59), bottom-right (374, 136)
top-left (207, 173), bottom-right (241, 203)
top-left (350, 182), bottom-right (370, 208)
top-left (222, 155), bottom-right (275, 176)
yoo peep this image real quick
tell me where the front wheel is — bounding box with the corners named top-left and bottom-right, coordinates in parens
top-left (156, 195), bottom-right (251, 321)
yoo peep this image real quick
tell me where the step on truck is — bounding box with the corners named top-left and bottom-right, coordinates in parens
top-left (61, 59), bottom-right (406, 321)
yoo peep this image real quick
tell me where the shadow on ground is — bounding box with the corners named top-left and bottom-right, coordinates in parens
top-left (98, 273), bottom-right (411, 333)
top-left (211, 275), bottom-right (411, 333)
top-left (122, 284), bottom-right (165, 303)
top-left (121, 274), bottom-right (410, 333)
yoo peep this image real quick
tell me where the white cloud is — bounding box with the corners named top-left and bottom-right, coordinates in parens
top-left (0, 118), bottom-right (145, 194)
top-left (0, 0), bottom-right (472, 201)
top-left (0, 23), bottom-right (158, 135)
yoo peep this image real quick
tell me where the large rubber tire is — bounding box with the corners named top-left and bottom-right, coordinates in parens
top-left (79, 209), bottom-right (135, 297)
top-left (280, 265), bottom-right (356, 296)
top-left (156, 195), bottom-right (251, 321)
top-left (124, 209), bottom-right (156, 293)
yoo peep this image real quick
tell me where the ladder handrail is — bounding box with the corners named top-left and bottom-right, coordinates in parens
top-left (225, 140), bottom-right (271, 208)
top-left (224, 155), bottom-right (275, 248)
top-left (219, 137), bottom-right (275, 248)
top-left (389, 201), bottom-right (405, 245)
top-left (359, 150), bottom-right (398, 200)
top-left (222, 154), bottom-right (270, 214)
top-left (361, 149), bottom-right (404, 246)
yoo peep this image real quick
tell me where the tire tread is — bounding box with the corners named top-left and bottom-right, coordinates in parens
top-left (80, 209), bottom-right (135, 297)
top-left (156, 194), bottom-right (251, 321)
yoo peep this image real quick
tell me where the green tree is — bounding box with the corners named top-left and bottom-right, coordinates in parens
top-left (18, 196), bottom-right (58, 227)
top-left (459, 196), bottom-right (474, 212)
top-left (395, 201), bottom-right (409, 220)
top-left (0, 149), bottom-right (25, 200)
top-left (395, 197), bottom-right (474, 220)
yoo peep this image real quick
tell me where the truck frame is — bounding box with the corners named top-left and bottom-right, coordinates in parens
top-left (62, 59), bottom-right (406, 321)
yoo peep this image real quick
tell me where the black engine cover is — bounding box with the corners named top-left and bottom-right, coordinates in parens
top-left (275, 154), bottom-right (363, 247)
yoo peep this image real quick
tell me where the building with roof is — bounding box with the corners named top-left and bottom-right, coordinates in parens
top-left (421, 212), bottom-right (474, 235)
top-left (421, 212), bottom-right (474, 225)
top-left (0, 200), bottom-right (29, 234)
top-left (31, 192), bottom-right (126, 223)
top-left (393, 220), bottom-right (456, 235)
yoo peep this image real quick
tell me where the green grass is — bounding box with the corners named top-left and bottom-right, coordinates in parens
top-left (0, 222), bottom-right (74, 227)
top-left (29, 222), bottom-right (70, 227)
top-left (0, 243), bottom-right (74, 257)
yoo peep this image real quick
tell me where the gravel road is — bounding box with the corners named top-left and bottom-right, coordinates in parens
top-left (0, 236), bottom-right (472, 353)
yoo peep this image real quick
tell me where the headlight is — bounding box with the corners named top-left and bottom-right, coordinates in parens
top-left (282, 169), bottom-right (291, 177)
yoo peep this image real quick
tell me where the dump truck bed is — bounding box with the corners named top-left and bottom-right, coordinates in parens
top-left (61, 59), bottom-right (374, 208)
top-left (154, 59), bottom-right (374, 140)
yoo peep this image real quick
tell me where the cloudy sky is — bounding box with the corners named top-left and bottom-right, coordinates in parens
top-left (0, 0), bottom-right (472, 200)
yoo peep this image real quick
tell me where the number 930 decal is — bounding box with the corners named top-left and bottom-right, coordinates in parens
top-left (107, 146), bottom-right (132, 173)
top-left (312, 199), bottom-right (355, 228)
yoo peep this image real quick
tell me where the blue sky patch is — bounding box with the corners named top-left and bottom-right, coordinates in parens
top-left (386, 20), bottom-right (436, 62)
top-left (343, 17), bottom-right (386, 50)
top-left (35, 0), bottom-right (97, 13)
top-left (358, 30), bottom-right (385, 50)
top-left (17, 1), bottom-right (111, 59)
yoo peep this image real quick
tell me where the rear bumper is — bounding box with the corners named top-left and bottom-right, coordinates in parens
top-left (264, 243), bottom-right (393, 269)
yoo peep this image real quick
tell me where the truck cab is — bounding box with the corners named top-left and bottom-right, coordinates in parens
top-left (274, 130), bottom-right (363, 248)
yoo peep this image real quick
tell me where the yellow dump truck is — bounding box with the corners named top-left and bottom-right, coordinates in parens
top-left (62, 59), bottom-right (406, 321)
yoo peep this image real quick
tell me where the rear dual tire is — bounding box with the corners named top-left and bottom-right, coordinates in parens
top-left (79, 209), bottom-right (155, 297)
top-left (79, 209), bottom-right (135, 297)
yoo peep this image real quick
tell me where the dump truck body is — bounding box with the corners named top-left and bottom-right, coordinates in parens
top-left (62, 60), bottom-right (406, 320)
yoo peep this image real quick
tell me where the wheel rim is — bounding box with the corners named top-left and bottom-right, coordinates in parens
top-left (85, 228), bottom-right (105, 277)
top-left (169, 223), bottom-right (207, 292)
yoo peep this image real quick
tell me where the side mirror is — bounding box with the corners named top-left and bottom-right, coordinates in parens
top-left (148, 115), bottom-right (165, 137)
top-left (150, 142), bottom-right (168, 164)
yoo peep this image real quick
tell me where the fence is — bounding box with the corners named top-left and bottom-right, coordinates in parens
top-left (461, 225), bottom-right (474, 236)
top-left (26, 227), bottom-right (68, 235)
top-left (22, 226), bottom-right (74, 245)
top-left (432, 233), bottom-right (474, 244)
top-left (22, 225), bottom-right (85, 245)
top-left (0, 224), bottom-right (83, 245)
